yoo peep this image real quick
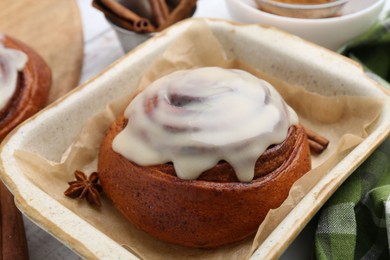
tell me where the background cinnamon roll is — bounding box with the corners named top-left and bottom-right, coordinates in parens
top-left (0, 35), bottom-right (51, 259)
top-left (0, 34), bottom-right (51, 141)
top-left (98, 67), bottom-right (311, 248)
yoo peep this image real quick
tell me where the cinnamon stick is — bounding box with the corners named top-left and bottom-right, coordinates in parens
top-left (93, 0), bottom-right (156, 32)
top-left (157, 0), bottom-right (170, 17)
top-left (101, 0), bottom-right (156, 32)
top-left (92, 0), bottom-right (133, 31)
top-left (159, 0), bottom-right (197, 30)
top-left (304, 127), bottom-right (329, 154)
top-left (308, 139), bottom-right (327, 154)
top-left (149, 0), bottom-right (170, 27)
top-left (0, 182), bottom-right (29, 260)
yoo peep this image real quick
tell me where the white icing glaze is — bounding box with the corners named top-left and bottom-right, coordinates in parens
top-left (0, 38), bottom-right (28, 110)
top-left (113, 67), bottom-right (298, 182)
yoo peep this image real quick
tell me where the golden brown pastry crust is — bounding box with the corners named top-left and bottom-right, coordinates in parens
top-left (98, 113), bottom-right (311, 248)
top-left (0, 35), bottom-right (51, 141)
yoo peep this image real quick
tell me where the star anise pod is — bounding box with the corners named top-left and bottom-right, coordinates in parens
top-left (64, 171), bottom-right (103, 207)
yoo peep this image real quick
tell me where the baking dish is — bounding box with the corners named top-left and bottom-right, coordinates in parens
top-left (0, 18), bottom-right (389, 259)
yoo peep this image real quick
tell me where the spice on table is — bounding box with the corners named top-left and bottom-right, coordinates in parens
top-left (64, 171), bottom-right (103, 207)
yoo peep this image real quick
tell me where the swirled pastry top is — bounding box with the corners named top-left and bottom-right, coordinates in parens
top-left (0, 36), bottom-right (28, 110)
top-left (113, 67), bottom-right (299, 182)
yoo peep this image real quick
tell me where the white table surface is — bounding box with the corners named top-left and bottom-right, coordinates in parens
top-left (23, 0), bottom-right (390, 259)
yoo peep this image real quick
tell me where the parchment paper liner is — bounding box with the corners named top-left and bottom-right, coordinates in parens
top-left (14, 22), bottom-right (383, 259)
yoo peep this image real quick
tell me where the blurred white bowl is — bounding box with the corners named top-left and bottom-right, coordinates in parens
top-left (107, 18), bottom-right (155, 53)
top-left (225, 0), bottom-right (386, 50)
top-left (256, 0), bottom-right (348, 19)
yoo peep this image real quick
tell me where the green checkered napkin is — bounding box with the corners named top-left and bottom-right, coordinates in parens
top-left (315, 13), bottom-right (390, 260)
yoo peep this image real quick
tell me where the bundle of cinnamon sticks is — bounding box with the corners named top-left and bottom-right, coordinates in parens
top-left (92, 0), bottom-right (197, 33)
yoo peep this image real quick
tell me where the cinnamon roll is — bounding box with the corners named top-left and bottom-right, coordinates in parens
top-left (0, 35), bottom-right (51, 141)
top-left (98, 67), bottom-right (311, 248)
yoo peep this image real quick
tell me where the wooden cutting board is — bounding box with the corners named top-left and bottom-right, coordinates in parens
top-left (0, 0), bottom-right (83, 103)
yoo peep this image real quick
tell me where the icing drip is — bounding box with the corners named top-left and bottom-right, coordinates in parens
top-left (113, 67), bottom-right (298, 182)
top-left (0, 38), bottom-right (28, 110)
